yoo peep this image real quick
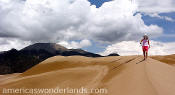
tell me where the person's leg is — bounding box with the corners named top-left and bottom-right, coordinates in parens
top-left (145, 51), bottom-right (148, 59)
top-left (145, 46), bottom-right (149, 59)
top-left (143, 50), bottom-right (145, 60)
top-left (142, 46), bottom-right (146, 60)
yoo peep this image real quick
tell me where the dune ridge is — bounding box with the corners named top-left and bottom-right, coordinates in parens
top-left (0, 56), bottom-right (175, 95)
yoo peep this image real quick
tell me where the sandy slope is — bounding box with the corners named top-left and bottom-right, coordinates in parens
top-left (0, 56), bottom-right (175, 95)
top-left (0, 73), bottom-right (20, 84)
top-left (151, 54), bottom-right (175, 65)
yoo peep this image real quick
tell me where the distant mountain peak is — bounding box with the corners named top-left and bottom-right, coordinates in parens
top-left (22, 43), bottom-right (67, 54)
top-left (0, 43), bottom-right (102, 74)
top-left (108, 53), bottom-right (120, 56)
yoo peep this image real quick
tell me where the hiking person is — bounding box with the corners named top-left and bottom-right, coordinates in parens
top-left (140, 34), bottom-right (150, 60)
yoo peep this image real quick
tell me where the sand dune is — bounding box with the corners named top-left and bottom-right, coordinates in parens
top-left (0, 73), bottom-right (20, 84)
top-left (1, 56), bottom-right (175, 95)
top-left (151, 54), bottom-right (175, 65)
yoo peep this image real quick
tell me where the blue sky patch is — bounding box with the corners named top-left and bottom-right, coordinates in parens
top-left (142, 12), bottom-right (175, 42)
top-left (88, 0), bottom-right (112, 8)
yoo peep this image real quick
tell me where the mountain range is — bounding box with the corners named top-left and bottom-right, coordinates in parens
top-left (0, 43), bottom-right (119, 74)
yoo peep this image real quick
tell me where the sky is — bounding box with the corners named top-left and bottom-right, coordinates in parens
top-left (0, 0), bottom-right (175, 55)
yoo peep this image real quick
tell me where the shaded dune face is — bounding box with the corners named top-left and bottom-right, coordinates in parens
top-left (1, 56), bottom-right (175, 95)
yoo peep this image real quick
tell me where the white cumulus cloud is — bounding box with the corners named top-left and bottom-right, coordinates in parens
top-left (100, 40), bottom-right (175, 56)
top-left (58, 39), bottom-right (91, 49)
top-left (0, 0), bottom-right (174, 54)
top-left (136, 0), bottom-right (175, 14)
top-left (0, 38), bottom-right (31, 51)
top-left (0, 0), bottom-right (163, 43)
top-left (136, 0), bottom-right (175, 21)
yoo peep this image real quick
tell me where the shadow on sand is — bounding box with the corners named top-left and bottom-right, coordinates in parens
top-left (136, 59), bottom-right (145, 64)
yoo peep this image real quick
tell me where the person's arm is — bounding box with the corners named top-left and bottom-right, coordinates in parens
top-left (140, 39), bottom-right (143, 44)
top-left (148, 40), bottom-right (150, 48)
